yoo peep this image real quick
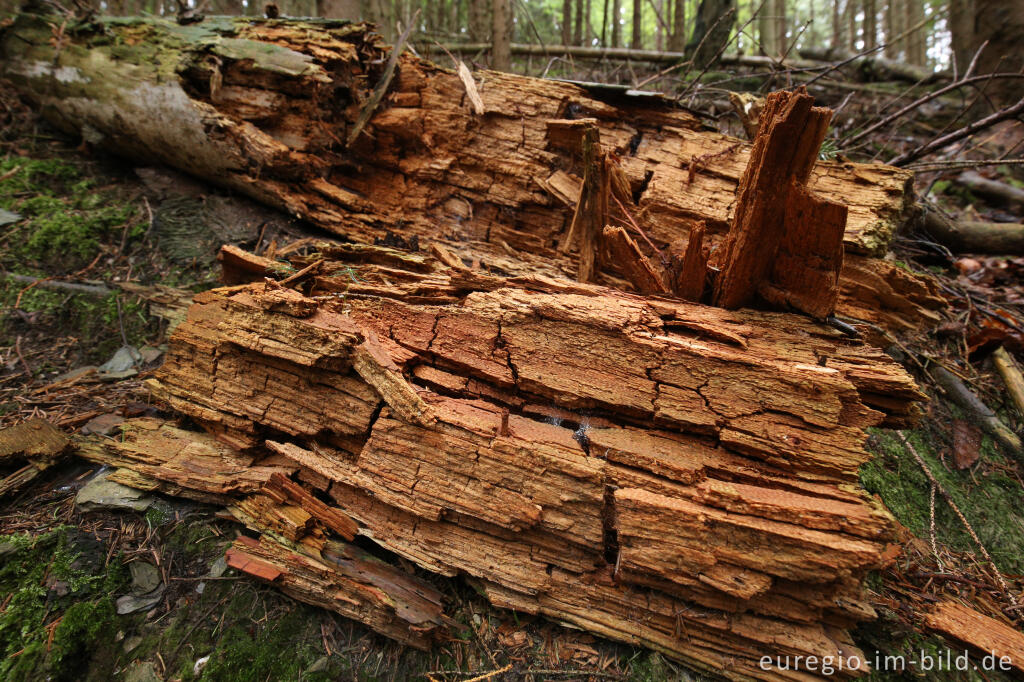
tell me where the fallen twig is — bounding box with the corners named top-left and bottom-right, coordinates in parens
top-left (897, 431), bottom-right (1019, 610)
top-left (889, 96), bottom-right (1024, 167)
top-left (929, 364), bottom-right (1024, 462)
top-left (992, 347), bottom-right (1024, 421)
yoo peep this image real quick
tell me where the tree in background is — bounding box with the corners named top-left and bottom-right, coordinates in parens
top-left (0, 0), bottom-right (970, 78)
top-left (688, 0), bottom-right (736, 64)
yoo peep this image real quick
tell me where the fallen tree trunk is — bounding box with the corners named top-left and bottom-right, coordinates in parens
top-left (2, 12), bottom-right (942, 676)
top-left (922, 207), bottom-right (1024, 255)
top-left (72, 240), bottom-right (926, 679)
top-left (0, 12), bottom-right (946, 336)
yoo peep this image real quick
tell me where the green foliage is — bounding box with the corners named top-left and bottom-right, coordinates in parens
top-left (860, 428), bottom-right (1024, 574)
top-left (818, 137), bottom-right (840, 161)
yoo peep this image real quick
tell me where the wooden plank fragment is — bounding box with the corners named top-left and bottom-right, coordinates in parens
top-left (925, 601), bottom-right (1024, 675)
top-left (0, 419), bottom-right (70, 498)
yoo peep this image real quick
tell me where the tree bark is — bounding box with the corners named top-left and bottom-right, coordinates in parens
top-left (686, 0), bottom-right (735, 66)
top-left (575, 0), bottom-right (585, 44)
top-left (611, 0), bottom-right (622, 46)
top-left (904, 0), bottom-right (925, 65)
top-left (631, 0), bottom-right (642, 48)
top-left (972, 0), bottom-right (1024, 105)
top-left (668, 0), bottom-right (685, 51)
top-left (758, 0), bottom-right (774, 55)
top-left (773, 0), bottom-right (786, 55)
top-left (949, 0), bottom-right (974, 73)
top-left (832, 0), bottom-right (841, 50)
top-left (468, 0), bottom-right (489, 40)
top-left (562, 0), bottom-right (573, 44)
top-left (863, 0), bottom-right (877, 49)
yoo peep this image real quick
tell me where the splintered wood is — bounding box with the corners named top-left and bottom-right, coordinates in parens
top-left (0, 419), bottom-right (69, 498)
top-left (1, 16), bottom-right (946, 333)
top-left (713, 89), bottom-right (847, 319)
top-left (2, 13), bottom-right (953, 678)
top-left (75, 243), bottom-right (927, 679)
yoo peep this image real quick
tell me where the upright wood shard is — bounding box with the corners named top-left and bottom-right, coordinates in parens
top-left (713, 89), bottom-right (848, 318)
top-left (667, 220), bottom-right (709, 302)
top-left (552, 119), bottom-right (607, 282)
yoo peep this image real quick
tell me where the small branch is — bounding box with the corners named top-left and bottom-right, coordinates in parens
top-left (889, 97), bottom-right (1024, 167)
top-left (992, 347), bottom-right (1024, 421)
top-left (897, 431), bottom-right (1019, 609)
top-left (929, 364), bottom-right (1024, 461)
top-left (843, 73), bottom-right (1024, 150)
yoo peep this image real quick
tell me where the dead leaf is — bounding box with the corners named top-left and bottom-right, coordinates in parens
top-left (952, 419), bottom-right (982, 469)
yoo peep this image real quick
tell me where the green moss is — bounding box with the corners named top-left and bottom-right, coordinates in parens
top-left (861, 428), bottom-right (1024, 574)
top-left (192, 610), bottom-right (325, 682)
top-left (0, 283), bottom-right (155, 365)
top-left (165, 519), bottom-right (221, 560)
top-left (0, 527), bottom-right (129, 682)
top-left (0, 157), bottom-right (139, 270)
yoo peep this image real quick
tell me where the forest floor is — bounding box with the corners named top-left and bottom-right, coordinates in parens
top-left (1, 70), bottom-right (1024, 682)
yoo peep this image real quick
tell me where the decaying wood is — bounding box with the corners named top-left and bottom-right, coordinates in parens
top-left (666, 220), bottom-right (709, 301)
top-left (602, 225), bottom-right (668, 294)
top-left (993, 347), bottom-right (1024, 420)
top-left (712, 89), bottom-right (847, 319)
top-left (76, 418), bottom-right (446, 648)
top-left (0, 419), bottom-right (69, 497)
top-left (0, 13), bottom-right (960, 676)
top-left (71, 241), bottom-right (929, 679)
top-left (924, 601), bottom-right (1024, 675)
top-left (2, 15), bottom-right (918, 264)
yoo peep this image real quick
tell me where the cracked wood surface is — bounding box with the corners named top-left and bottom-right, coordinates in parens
top-left (64, 244), bottom-right (927, 679)
top-left (4, 16), bottom-right (916, 265)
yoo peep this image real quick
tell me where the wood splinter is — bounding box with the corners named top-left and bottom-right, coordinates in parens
top-left (667, 221), bottom-right (709, 302)
top-left (602, 225), bottom-right (667, 295)
top-left (713, 87), bottom-right (848, 319)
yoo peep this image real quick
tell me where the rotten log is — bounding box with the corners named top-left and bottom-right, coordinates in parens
top-left (0, 13), bottom-right (947, 334)
top-left (70, 241), bottom-right (928, 679)
top-left (76, 417), bottom-right (447, 648)
top-left (1, 15), bottom-right (929, 279)
top-left (0, 419), bottom-right (69, 498)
